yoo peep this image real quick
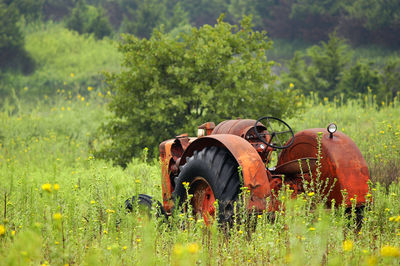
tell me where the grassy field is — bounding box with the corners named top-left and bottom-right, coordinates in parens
top-left (0, 91), bottom-right (399, 265)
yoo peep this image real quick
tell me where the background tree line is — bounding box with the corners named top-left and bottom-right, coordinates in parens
top-left (3, 0), bottom-right (400, 44)
top-left (1, 0), bottom-right (400, 101)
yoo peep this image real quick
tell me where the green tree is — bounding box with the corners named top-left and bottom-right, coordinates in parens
top-left (0, 1), bottom-right (35, 74)
top-left (344, 0), bottom-right (400, 30)
top-left (66, 0), bottom-right (112, 39)
top-left (119, 0), bottom-right (166, 39)
top-left (378, 58), bottom-right (400, 102)
top-left (164, 2), bottom-right (190, 32)
top-left (96, 16), bottom-right (298, 166)
top-left (280, 51), bottom-right (308, 92)
top-left (338, 61), bottom-right (380, 98)
top-left (287, 33), bottom-right (351, 98)
top-left (11, 0), bottom-right (44, 22)
top-left (181, 0), bottom-right (228, 26)
top-left (227, 0), bottom-right (262, 28)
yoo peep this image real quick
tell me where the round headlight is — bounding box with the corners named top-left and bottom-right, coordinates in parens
top-left (327, 123), bottom-right (337, 134)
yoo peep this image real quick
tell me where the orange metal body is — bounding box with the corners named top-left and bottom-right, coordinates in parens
top-left (277, 129), bottom-right (370, 207)
top-left (159, 119), bottom-right (370, 214)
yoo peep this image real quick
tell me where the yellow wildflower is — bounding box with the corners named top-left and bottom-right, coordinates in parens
top-left (136, 238), bottom-right (141, 243)
top-left (380, 245), bottom-right (400, 257)
top-left (307, 192), bottom-right (315, 197)
top-left (88, 86), bottom-right (93, 91)
top-left (187, 243), bottom-right (199, 254)
top-left (122, 246), bottom-right (127, 250)
top-left (70, 73), bottom-right (75, 78)
top-left (53, 213), bottom-right (62, 220)
top-left (343, 240), bottom-right (353, 252)
top-left (309, 227), bottom-right (316, 231)
top-left (54, 184), bottom-right (60, 191)
top-left (42, 183), bottom-right (52, 192)
top-left (0, 224), bottom-right (5, 236)
top-left (173, 243), bottom-right (183, 255)
top-left (289, 83), bottom-right (294, 88)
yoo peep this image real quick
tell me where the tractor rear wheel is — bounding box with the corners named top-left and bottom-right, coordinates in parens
top-left (173, 146), bottom-right (241, 226)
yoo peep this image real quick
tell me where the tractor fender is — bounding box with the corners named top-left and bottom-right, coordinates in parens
top-left (277, 129), bottom-right (370, 207)
top-left (179, 134), bottom-right (271, 212)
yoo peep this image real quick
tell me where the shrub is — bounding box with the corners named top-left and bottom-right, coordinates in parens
top-left (95, 16), bottom-right (298, 166)
top-left (66, 0), bottom-right (113, 39)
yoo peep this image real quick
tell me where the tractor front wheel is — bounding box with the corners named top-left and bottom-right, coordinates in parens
top-left (173, 146), bottom-right (241, 226)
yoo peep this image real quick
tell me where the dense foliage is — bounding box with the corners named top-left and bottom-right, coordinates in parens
top-left (66, 0), bottom-right (112, 39)
top-left (96, 17), bottom-right (297, 166)
top-left (0, 0), bottom-right (35, 74)
top-left (4, 0), bottom-right (400, 46)
top-left (280, 33), bottom-right (400, 100)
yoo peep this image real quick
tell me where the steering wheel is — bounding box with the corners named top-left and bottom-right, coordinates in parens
top-left (253, 116), bottom-right (295, 149)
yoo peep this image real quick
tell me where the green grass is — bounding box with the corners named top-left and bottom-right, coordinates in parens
top-left (0, 92), bottom-right (399, 265)
top-left (1, 22), bottom-right (122, 99)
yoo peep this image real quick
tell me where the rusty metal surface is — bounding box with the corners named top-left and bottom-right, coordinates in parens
top-left (179, 134), bottom-right (271, 212)
top-left (212, 119), bottom-right (266, 137)
top-left (277, 129), bottom-right (370, 207)
top-left (273, 157), bottom-right (317, 175)
top-left (159, 136), bottom-right (197, 212)
top-left (198, 122), bottom-right (216, 135)
top-left (159, 139), bottom-right (175, 212)
top-left (190, 177), bottom-right (216, 224)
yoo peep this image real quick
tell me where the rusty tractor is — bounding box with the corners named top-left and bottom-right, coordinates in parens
top-left (127, 117), bottom-right (370, 225)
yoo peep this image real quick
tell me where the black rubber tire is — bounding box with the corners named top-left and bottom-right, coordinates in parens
top-left (172, 146), bottom-right (241, 226)
top-left (125, 194), bottom-right (167, 219)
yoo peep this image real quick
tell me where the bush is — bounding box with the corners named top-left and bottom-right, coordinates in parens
top-left (338, 60), bottom-right (381, 98)
top-left (66, 0), bottom-right (113, 39)
top-left (95, 16), bottom-right (298, 166)
top-left (0, 1), bottom-right (35, 75)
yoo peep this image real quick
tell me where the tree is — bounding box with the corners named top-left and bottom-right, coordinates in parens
top-left (119, 0), bottom-right (166, 39)
top-left (227, 0), bottom-right (262, 29)
top-left (0, 1), bottom-right (35, 74)
top-left (95, 16), bottom-right (298, 166)
top-left (66, 0), bottom-right (113, 39)
top-left (181, 0), bottom-right (228, 26)
top-left (338, 60), bottom-right (380, 98)
top-left (285, 33), bottom-right (351, 98)
top-left (344, 0), bottom-right (400, 30)
top-left (378, 58), bottom-right (400, 102)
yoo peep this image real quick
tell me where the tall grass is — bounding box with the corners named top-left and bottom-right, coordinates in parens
top-left (0, 93), bottom-right (399, 265)
top-left (1, 22), bottom-right (122, 99)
